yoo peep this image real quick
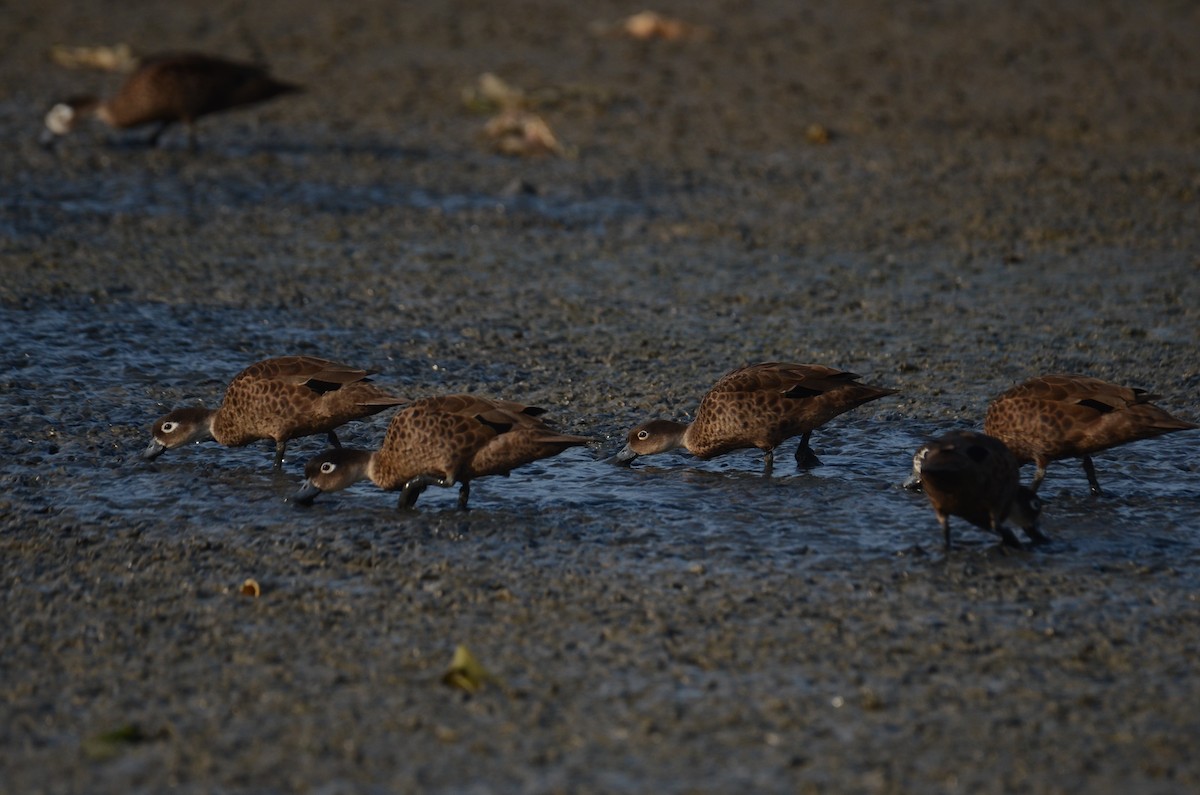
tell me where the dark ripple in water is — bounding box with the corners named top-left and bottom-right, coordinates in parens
top-left (2, 301), bottom-right (1198, 584)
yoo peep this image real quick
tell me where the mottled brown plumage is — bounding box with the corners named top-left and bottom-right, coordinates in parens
top-left (913, 430), bottom-right (1046, 550)
top-left (616, 362), bottom-right (896, 474)
top-left (984, 374), bottom-right (1197, 495)
top-left (293, 395), bottom-right (591, 509)
top-left (143, 356), bottom-right (405, 468)
top-left (43, 52), bottom-right (300, 148)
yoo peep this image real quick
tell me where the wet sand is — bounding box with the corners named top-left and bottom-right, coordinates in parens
top-left (3, 1), bottom-right (1200, 792)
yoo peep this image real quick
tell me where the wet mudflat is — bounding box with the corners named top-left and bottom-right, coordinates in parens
top-left (3, 1), bottom-right (1200, 792)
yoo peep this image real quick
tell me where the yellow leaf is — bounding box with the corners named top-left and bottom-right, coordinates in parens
top-left (441, 645), bottom-right (494, 693)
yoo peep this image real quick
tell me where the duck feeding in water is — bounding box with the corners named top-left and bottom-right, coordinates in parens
top-left (615, 362), bottom-right (896, 475)
top-left (984, 374), bottom-right (1197, 496)
top-left (143, 356), bottom-right (405, 469)
top-left (911, 430), bottom-right (1046, 550)
top-left (294, 394), bottom-right (591, 510)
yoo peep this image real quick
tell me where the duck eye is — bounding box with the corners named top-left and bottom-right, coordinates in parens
top-left (1029, 497), bottom-right (1042, 511)
top-left (161, 421), bottom-right (178, 434)
top-left (637, 430), bottom-right (650, 440)
top-left (320, 462), bottom-right (337, 474)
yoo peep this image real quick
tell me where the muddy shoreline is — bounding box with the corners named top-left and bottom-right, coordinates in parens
top-left (3, 1), bottom-right (1200, 793)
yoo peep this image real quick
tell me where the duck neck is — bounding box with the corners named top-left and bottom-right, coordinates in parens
top-left (666, 421), bottom-right (693, 453)
top-left (205, 406), bottom-right (243, 445)
top-left (93, 100), bottom-right (116, 127)
top-left (361, 451), bottom-right (384, 487)
top-left (199, 410), bottom-right (218, 439)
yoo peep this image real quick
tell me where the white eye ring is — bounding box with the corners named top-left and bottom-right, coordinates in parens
top-left (320, 462), bottom-right (337, 474)
top-left (637, 430), bottom-right (649, 440)
top-left (161, 421), bottom-right (179, 433)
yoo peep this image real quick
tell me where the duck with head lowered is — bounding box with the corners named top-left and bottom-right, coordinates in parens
top-left (910, 430), bottom-right (1046, 550)
top-left (42, 51), bottom-right (300, 149)
top-left (984, 374), bottom-right (1197, 496)
top-left (143, 356), bottom-right (405, 469)
top-left (293, 394), bottom-right (591, 510)
top-left (615, 362), bottom-right (897, 475)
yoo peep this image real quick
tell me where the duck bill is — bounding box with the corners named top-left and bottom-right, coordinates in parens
top-left (142, 439), bottom-right (167, 461)
top-left (609, 445), bottom-right (639, 467)
top-left (292, 480), bottom-right (323, 505)
top-left (901, 472), bottom-right (923, 491)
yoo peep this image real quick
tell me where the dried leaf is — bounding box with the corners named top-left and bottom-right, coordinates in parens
top-left (481, 110), bottom-right (564, 157)
top-left (50, 43), bottom-right (138, 72)
top-left (805, 123), bottom-right (832, 145)
top-left (593, 11), bottom-right (711, 42)
top-left (441, 645), bottom-right (494, 693)
top-left (240, 578), bottom-right (261, 597)
top-left (462, 72), bottom-right (526, 113)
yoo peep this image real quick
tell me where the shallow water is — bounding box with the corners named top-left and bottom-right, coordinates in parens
top-left (4, 300), bottom-right (1197, 586)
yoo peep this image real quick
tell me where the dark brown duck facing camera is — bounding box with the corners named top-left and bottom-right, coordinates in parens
top-left (912, 430), bottom-right (1047, 550)
top-left (43, 52), bottom-right (300, 149)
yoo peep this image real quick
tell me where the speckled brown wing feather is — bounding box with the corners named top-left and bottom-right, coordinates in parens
top-left (256, 355), bottom-right (368, 387)
top-left (470, 400), bottom-right (551, 431)
top-left (418, 395), bottom-right (548, 426)
top-left (686, 362), bottom-right (896, 458)
top-left (369, 395), bottom-right (582, 489)
top-left (984, 374), bottom-right (1196, 463)
top-left (468, 426), bottom-right (589, 479)
top-left (210, 356), bottom-right (403, 447)
top-left (369, 396), bottom-right (528, 489)
top-left (700, 362), bottom-right (863, 398)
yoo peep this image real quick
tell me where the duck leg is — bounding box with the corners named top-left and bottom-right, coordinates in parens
top-left (762, 448), bottom-right (775, 477)
top-left (327, 430), bottom-right (342, 449)
top-left (1023, 524), bottom-right (1051, 546)
top-left (992, 519), bottom-right (1024, 549)
top-left (398, 479), bottom-right (427, 509)
top-left (1081, 455), bottom-right (1104, 496)
top-left (273, 440), bottom-right (287, 469)
top-left (399, 475), bottom-right (454, 509)
top-left (457, 481), bottom-right (471, 511)
top-left (1030, 460), bottom-right (1048, 493)
top-left (794, 431), bottom-right (822, 469)
top-left (145, 121), bottom-right (170, 148)
top-left (939, 514), bottom-right (952, 550)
